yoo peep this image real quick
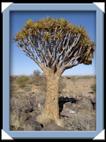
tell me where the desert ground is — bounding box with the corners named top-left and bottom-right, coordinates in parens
top-left (10, 72), bottom-right (96, 131)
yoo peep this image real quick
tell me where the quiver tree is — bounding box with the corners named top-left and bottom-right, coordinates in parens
top-left (15, 18), bottom-right (95, 127)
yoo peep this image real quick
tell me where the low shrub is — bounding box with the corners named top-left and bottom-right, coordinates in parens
top-left (16, 76), bottom-right (30, 88)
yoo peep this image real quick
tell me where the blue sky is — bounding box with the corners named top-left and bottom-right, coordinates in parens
top-left (10, 11), bottom-right (96, 76)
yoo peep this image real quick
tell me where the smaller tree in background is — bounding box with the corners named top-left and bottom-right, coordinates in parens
top-left (33, 70), bottom-right (41, 76)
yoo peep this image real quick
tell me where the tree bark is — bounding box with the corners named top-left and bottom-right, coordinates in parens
top-left (36, 69), bottom-right (64, 127)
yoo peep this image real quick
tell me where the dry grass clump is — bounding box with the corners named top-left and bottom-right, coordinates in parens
top-left (16, 75), bottom-right (30, 88)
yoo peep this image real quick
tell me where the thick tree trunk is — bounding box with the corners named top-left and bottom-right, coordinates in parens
top-left (36, 69), bottom-right (64, 127)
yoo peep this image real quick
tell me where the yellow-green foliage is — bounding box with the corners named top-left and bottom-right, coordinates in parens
top-left (15, 17), bottom-right (93, 46)
top-left (15, 18), bottom-right (95, 65)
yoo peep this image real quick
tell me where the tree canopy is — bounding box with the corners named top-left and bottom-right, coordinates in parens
top-left (15, 17), bottom-right (95, 74)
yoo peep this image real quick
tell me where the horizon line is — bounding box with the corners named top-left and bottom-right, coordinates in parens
top-left (10, 74), bottom-right (96, 77)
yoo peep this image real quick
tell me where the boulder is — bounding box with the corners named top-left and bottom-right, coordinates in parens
top-left (60, 102), bottom-right (76, 117)
top-left (59, 96), bottom-right (77, 113)
top-left (42, 121), bottom-right (66, 131)
top-left (24, 116), bottom-right (43, 130)
top-left (77, 98), bottom-right (93, 111)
